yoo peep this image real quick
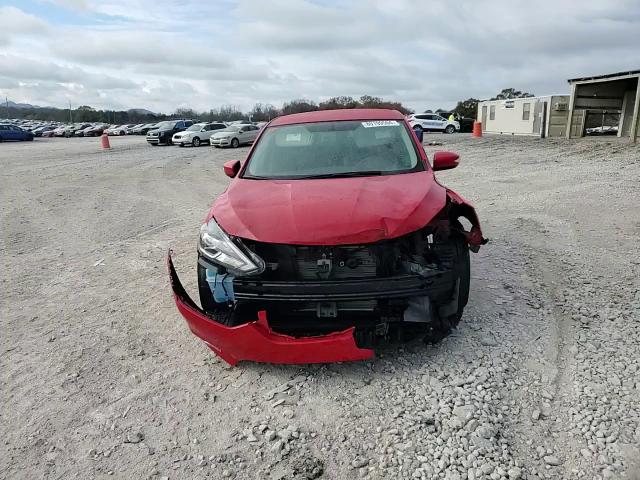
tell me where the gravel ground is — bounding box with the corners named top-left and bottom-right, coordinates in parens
top-left (1, 133), bottom-right (639, 480)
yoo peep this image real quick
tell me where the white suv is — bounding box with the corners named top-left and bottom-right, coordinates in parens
top-left (409, 114), bottom-right (459, 134)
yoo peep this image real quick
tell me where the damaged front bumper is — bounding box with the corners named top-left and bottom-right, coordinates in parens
top-left (168, 251), bottom-right (374, 366)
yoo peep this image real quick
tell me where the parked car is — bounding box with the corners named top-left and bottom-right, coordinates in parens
top-left (146, 120), bottom-right (194, 145)
top-left (84, 124), bottom-right (110, 136)
top-left (32, 125), bottom-right (56, 137)
top-left (106, 124), bottom-right (134, 136)
top-left (172, 122), bottom-right (227, 147)
top-left (167, 109), bottom-right (486, 365)
top-left (52, 125), bottom-right (68, 137)
top-left (75, 125), bottom-right (96, 137)
top-left (409, 114), bottom-right (459, 133)
top-left (456, 117), bottom-right (474, 133)
top-left (209, 124), bottom-right (260, 148)
top-left (0, 124), bottom-right (35, 142)
top-left (126, 124), bottom-right (144, 134)
top-left (64, 123), bottom-right (91, 137)
top-left (135, 123), bottom-right (157, 135)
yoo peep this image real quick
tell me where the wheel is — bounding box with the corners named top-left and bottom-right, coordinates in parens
top-left (167, 138), bottom-right (173, 146)
top-left (192, 137), bottom-right (201, 147)
top-left (149, 143), bottom-right (157, 146)
top-left (423, 235), bottom-right (470, 344)
top-left (0, 136), bottom-right (3, 142)
top-left (445, 125), bottom-right (456, 134)
top-left (231, 138), bottom-right (240, 148)
top-left (119, 130), bottom-right (126, 136)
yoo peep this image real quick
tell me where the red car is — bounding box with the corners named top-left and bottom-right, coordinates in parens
top-left (168, 109), bottom-right (486, 365)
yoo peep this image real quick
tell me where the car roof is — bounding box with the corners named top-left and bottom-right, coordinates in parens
top-left (270, 108), bottom-right (405, 126)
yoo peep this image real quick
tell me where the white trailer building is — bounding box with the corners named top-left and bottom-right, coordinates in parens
top-left (476, 95), bottom-right (570, 138)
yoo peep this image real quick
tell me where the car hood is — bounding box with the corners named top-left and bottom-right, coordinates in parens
top-left (211, 171), bottom-right (446, 245)
top-left (211, 131), bottom-right (235, 138)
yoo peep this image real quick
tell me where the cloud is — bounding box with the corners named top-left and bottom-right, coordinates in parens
top-left (0, 6), bottom-right (50, 45)
top-left (0, 0), bottom-right (638, 113)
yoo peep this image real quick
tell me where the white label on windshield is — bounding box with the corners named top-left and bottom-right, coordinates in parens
top-left (285, 133), bottom-right (302, 142)
top-left (361, 120), bottom-right (399, 128)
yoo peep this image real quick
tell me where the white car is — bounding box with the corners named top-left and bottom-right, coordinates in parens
top-left (210, 124), bottom-right (261, 148)
top-left (172, 122), bottom-right (228, 147)
top-left (106, 124), bottom-right (134, 136)
top-left (408, 114), bottom-right (459, 134)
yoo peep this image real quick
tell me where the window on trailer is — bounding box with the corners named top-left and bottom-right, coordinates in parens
top-left (489, 105), bottom-right (496, 120)
top-left (522, 103), bottom-right (531, 121)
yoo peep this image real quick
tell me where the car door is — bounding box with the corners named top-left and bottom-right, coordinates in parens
top-left (413, 115), bottom-right (428, 129)
top-left (246, 125), bottom-right (259, 143)
top-left (9, 126), bottom-right (22, 140)
top-left (433, 115), bottom-right (447, 131)
top-left (237, 126), bottom-right (250, 144)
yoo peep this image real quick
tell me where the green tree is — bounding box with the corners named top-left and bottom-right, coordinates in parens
top-left (453, 98), bottom-right (479, 119)
top-left (491, 88), bottom-right (534, 100)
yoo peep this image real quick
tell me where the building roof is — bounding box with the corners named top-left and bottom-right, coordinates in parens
top-left (270, 108), bottom-right (405, 126)
top-left (567, 69), bottom-right (640, 83)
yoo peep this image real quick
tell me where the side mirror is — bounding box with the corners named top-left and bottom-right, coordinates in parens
top-left (432, 151), bottom-right (459, 171)
top-left (223, 159), bottom-right (241, 178)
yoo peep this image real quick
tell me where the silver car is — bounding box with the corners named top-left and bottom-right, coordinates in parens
top-left (210, 124), bottom-right (260, 148)
top-left (172, 122), bottom-right (227, 147)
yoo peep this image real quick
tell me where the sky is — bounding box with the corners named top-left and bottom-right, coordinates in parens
top-left (0, 0), bottom-right (639, 114)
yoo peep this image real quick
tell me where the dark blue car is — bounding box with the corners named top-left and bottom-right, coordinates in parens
top-left (0, 124), bottom-right (35, 142)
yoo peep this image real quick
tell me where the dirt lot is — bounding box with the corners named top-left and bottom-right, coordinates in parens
top-left (1, 134), bottom-right (639, 480)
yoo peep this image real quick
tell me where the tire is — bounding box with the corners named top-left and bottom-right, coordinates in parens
top-left (231, 138), bottom-right (239, 148)
top-left (0, 136), bottom-right (3, 142)
top-left (192, 137), bottom-right (201, 147)
top-left (445, 125), bottom-right (456, 134)
top-left (167, 137), bottom-right (173, 146)
top-left (178, 143), bottom-right (184, 147)
top-left (119, 130), bottom-right (126, 136)
top-left (424, 235), bottom-right (469, 344)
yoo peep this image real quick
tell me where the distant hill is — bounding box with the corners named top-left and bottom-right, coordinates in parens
top-left (6, 100), bottom-right (41, 109)
top-left (4, 101), bottom-right (156, 115)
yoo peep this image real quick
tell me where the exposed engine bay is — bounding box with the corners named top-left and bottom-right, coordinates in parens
top-left (197, 219), bottom-right (470, 348)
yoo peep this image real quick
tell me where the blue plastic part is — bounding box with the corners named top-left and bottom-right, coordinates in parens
top-left (205, 267), bottom-right (235, 303)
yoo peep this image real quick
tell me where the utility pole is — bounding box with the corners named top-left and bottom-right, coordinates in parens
top-left (69, 100), bottom-right (73, 123)
top-left (5, 96), bottom-right (9, 119)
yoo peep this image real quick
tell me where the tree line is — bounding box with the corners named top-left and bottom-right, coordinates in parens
top-left (3, 95), bottom-right (413, 124)
top-left (4, 88), bottom-right (533, 124)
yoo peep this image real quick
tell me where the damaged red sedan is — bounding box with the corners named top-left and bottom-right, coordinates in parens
top-left (168, 109), bottom-right (486, 365)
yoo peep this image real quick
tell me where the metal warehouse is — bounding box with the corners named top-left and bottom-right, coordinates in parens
top-left (566, 69), bottom-right (640, 142)
top-left (476, 95), bottom-right (570, 138)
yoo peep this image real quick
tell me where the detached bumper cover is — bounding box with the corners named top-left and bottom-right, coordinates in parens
top-left (167, 251), bottom-right (374, 366)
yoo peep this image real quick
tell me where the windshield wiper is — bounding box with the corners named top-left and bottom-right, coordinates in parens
top-left (291, 170), bottom-right (386, 179)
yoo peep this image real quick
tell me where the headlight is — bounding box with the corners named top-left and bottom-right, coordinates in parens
top-left (198, 218), bottom-right (264, 276)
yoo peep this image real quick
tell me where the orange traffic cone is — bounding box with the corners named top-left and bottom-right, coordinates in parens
top-left (472, 121), bottom-right (482, 137)
top-left (101, 133), bottom-right (111, 149)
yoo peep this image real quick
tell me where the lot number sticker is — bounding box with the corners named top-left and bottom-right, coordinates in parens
top-left (361, 121), bottom-right (399, 128)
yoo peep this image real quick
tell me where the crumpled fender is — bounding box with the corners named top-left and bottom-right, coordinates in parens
top-left (167, 251), bottom-right (374, 366)
top-left (445, 188), bottom-right (487, 251)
